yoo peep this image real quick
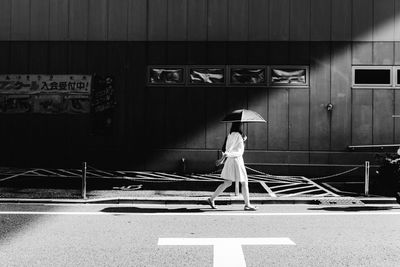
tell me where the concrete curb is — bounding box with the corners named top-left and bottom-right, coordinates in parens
top-left (0, 197), bottom-right (398, 205)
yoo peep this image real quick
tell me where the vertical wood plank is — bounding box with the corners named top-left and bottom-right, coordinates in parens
top-left (29, 42), bottom-right (49, 73)
top-left (289, 42), bottom-right (310, 65)
top-left (11, 0), bottom-right (30, 40)
top-left (395, 90), bottom-right (400, 143)
top-left (87, 42), bottom-right (108, 75)
top-left (187, 0), bottom-right (207, 41)
top-left (310, 42), bottom-right (331, 150)
top-left (68, 42), bottom-right (88, 73)
top-left (48, 42), bottom-right (69, 74)
top-left (352, 42), bottom-right (373, 65)
top-left (0, 42), bottom-right (10, 73)
top-left (310, 0), bottom-right (331, 41)
top-left (205, 87), bottom-right (226, 149)
top-left (352, 90), bottom-right (373, 145)
top-left (228, 0), bottom-right (248, 41)
top-left (187, 42), bottom-right (207, 64)
top-left (227, 42), bottom-right (247, 64)
top-left (207, 42), bottom-right (227, 64)
top-left (186, 88), bottom-right (206, 149)
top-left (168, 0), bottom-right (187, 41)
top-left (165, 87), bottom-right (187, 148)
top-left (208, 0), bottom-right (228, 41)
top-left (128, 0), bottom-right (147, 41)
top-left (9, 41), bottom-right (29, 72)
top-left (69, 0), bottom-right (89, 40)
top-left (373, 0), bottom-right (395, 41)
top-left (353, 0), bottom-right (373, 41)
top-left (331, 0), bottom-right (352, 41)
top-left (289, 89), bottom-right (309, 150)
top-left (269, 0), bottom-right (289, 41)
top-left (148, 0), bottom-right (168, 40)
top-left (247, 88), bottom-right (268, 150)
top-left (396, 42), bottom-right (400, 64)
top-left (88, 0), bottom-right (108, 40)
top-left (108, 0), bottom-right (129, 40)
top-left (331, 42), bottom-right (352, 150)
top-left (247, 42), bottom-right (268, 64)
top-left (30, 0), bottom-right (49, 40)
top-left (49, 0), bottom-right (69, 41)
top-left (373, 42), bottom-right (394, 65)
top-left (396, 0), bottom-right (400, 41)
top-left (373, 90), bottom-right (394, 144)
top-left (269, 42), bottom-right (289, 64)
top-left (249, 0), bottom-right (269, 41)
top-left (268, 89), bottom-right (289, 150)
top-left (0, 0), bottom-right (11, 40)
top-left (290, 0), bottom-right (310, 41)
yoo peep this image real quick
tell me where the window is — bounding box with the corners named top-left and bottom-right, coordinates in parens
top-left (229, 66), bottom-right (266, 85)
top-left (269, 66), bottom-right (309, 87)
top-left (148, 66), bottom-right (185, 85)
top-left (395, 67), bottom-right (400, 86)
top-left (188, 66), bottom-right (225, 85)
top-left (352, 66), bottom-right (392, 87)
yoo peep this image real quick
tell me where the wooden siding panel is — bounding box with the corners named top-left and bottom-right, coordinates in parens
top-left (247, 42), bottom-right (268, 65)
top-left (207, 42), bottom-right (227, 64)
top-left (396, 0), bottom-right (400, 41)
top-left (9, 41), bottom-right (29, 73)
top-left (29, 42), bottom-right (49, 73)
top-left (128, 0), bottom-right (147, 41)
top-left (88, 0), bottom-right (108, 40)
top-left (310, 0), bottom-right (331, 41)
top-left (352, 90), bottom-right (373, 145)
top-left (353, 0), bottom-right (373, 41)
top-left (69, 0), bottom-right (89, 40)
top-left (186, 88), bottom-right (206, 149)
top-left (289, 42), bottom-right (310, 65)
top-left (11, 0), bottom-right (30, 40)
top-left (168, 0), bottom-right (187, 41)
top-left (30, 0), bottom-right (49, 40)
top-left (310, 43), bottom-right (331, 150)
top-left (227, 42), bottom-right (247, 64)
top-left (187, 42), bottom-right (207, 64)
top-left (208, 0), bottom-right (228, 41)
top-left (146, 87), bottom-right (166, 148)
top-left (187, 0), bottom-right (207, 41)
top-left (331, 42), bottom-right (352, 150)
top-left (395, 90), bottom-right (400, 143)
top-left (373, 0), bottom-right (395, 41)
top-left (352, 42), bottom-right (373, 65)
top-left (108, 0), bottom-right (129, 40)
top-left (373, 42), bottom-right (394, 65)
top-left (331, 0), bottom-right (352, 41)
top-left (268, 89), bottom-right (289, 150)
top-left (269, 0), bottom-right (289, 41)
top-left (48, 42), bottom-right (69, 74)
top-left (247, 88), bottom-right (268, 150)
top-left (289, 89), bottom-right (309, 150)
top-left (373, 90), bottom-right (394, 144)
top-left (49, 0), bottom-right (68, 40)
top-left (205, 87), bottom-right (226, 149)
top-left (148, 0), bottom-right (168, 41)
top-left (269, 42), bottom-right (289, 65)
top-left (68, 42), bottom-right (88, 73)
top-left (87, 42), bottom-right (108, 74)
top-left (0, 0), bottom-right (11, 40)
top-left (228, 0), bottom-right (248, 41)
top-left (165, 87), bottom-right (187, 148)
top-left (396, 42), bottom-right (400, 64)
top-left (249, 0), bottom-right (269, 41)
top-left (290, 0), bottom-right (310, 41)
top-left (0, 42), bottom-right (10, 73)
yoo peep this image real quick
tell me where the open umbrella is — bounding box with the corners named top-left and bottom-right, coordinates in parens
top-left (222, 109), bottom-right (266, 123)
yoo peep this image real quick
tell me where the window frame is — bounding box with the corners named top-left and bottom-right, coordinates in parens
top-left (352, 66), bottom-right (393, 88)
top-left (395, 66), bottom-right (400, 87)
top-left (268, 65), bottom-right (310, 88)
top-left (147, 65), bottom-right (186, 86)
top-left (187, 65), bottom-right (227, 86)
top-left (228, 65), bottom-right (268, 86)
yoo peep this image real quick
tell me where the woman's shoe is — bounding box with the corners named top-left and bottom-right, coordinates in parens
top-left (244, 205), bottom-right (258, 211)
top-left (207, 198), bottom-right (217, 209)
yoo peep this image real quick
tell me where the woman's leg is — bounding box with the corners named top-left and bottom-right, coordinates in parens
top-left (210, 180), bottom-right (232, 201)
top-left (241, 181), bottom-right (251, 206)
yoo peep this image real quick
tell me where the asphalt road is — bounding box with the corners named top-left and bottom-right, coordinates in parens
top-left (1, 203), bottom-right (400, 267)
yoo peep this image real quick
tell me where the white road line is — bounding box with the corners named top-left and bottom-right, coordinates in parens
top-left (1, 211), bottom-right (400, 216)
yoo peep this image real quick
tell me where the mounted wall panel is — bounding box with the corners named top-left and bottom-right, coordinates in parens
top-left (148, 0), bottom-right (168, 41)
top-left (128, 0), bottom-right (147, 41)
top-left (88, 0), bottom-right (108, 40)
top-left (289, 89), bottom-right (309, 150)
top-left (108, 0), bottom-right (129, 40)
top-left (310, 0), bottom-right (331, 41)
top-left (310, 42), bottom-right (331, 150)
top-left (30, 0), bottom-right (49, 40)
top-left (49, 0), bottom-right (68, 41)
top-left (352, 0), bottom-right (373, 41)
top-left (352, 90), bottom-right (373, 145)
top-left (373, 0), bottom-right (395, 41)
top-left (168, 0), bottom-right (187, 41)
top-left (373, 90), bottom-right (394, 144)
top-left (249, 0), bottom-right (269, 41)
top-left (373, 42), bottom-right (394, 65)
top-left (289, 0), bottom-right (310, 41)
top-left (187, 0), bottom-right (207, 41)
top-left (268, 89), bottom-right (289, 150)
top-left (352, 42), bottom-right (373, 65)
top-left (395, 90), bottom-right (400, 143)
top-left (208, 0), bottom-right (228, 41)
top-left (396, 42), bottom-right (400, 64)
top-left (331, 43), bottom-right (352, 150)
top-left (269, 0), bottom-right (289, 41)
top-left (331, 0), bottom-right (352, 41)
top-left (69, 0), bottom-right (89, 40)
top-left (396, 0), bottom-right (400, 41)
top-left (228, 0), bottom-right (248, 41)
top-left (247, 88), bottom-right (268, 150)
top-left (0, 0), bottom-right (11, 40)
top-left (11, 0), bottom-right (30, 40)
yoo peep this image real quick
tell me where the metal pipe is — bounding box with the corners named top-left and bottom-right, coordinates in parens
top-left (364, 161), bottom-right (370, 196)
top-left (82, 162), bottom-right (87, 199)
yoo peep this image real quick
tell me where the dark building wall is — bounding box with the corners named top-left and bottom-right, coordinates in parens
top-left (0, 0), bottom-right (400, 176)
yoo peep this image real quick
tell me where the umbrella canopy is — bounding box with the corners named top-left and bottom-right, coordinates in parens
top-left (222, 109), bottom-right (266, 123)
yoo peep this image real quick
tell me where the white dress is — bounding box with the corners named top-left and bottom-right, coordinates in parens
top-left (221, 132), bottom-right (248, 182)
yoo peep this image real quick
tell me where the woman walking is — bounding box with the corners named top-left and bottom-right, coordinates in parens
top-left (207, 122), bottom-right (258, 211)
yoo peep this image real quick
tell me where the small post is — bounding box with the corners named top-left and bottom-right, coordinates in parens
top-left (364, 161), bottom-right (370, 196)
top-left (82, 162), bottom-right (87, 199)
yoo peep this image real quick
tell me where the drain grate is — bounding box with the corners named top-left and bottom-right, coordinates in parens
top-left (317, 197), bottom-right (364, 205)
